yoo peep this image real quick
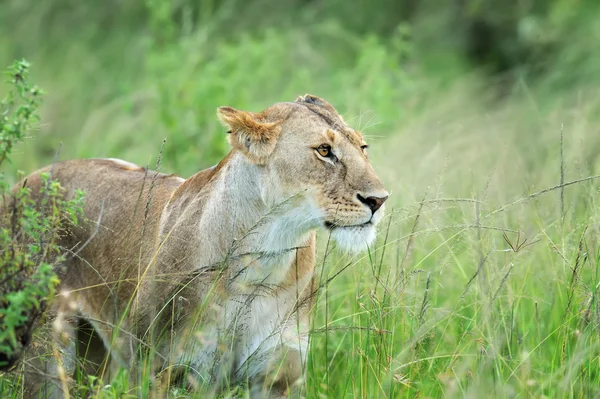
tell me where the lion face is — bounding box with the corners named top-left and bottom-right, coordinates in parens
top-left (218, 94), bottom-right (389, 253)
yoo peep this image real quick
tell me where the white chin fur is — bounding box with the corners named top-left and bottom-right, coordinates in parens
top-left (330, 224), bottom-right (377, 254)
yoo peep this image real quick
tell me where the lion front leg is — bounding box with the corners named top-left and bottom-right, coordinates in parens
top-left (250, 344), bottom-right (306, 399)
top-left (240, 319), bottom-right (309, 399)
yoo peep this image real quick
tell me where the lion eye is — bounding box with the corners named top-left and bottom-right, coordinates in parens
top-left (316, 144), bottom-right (332, 158)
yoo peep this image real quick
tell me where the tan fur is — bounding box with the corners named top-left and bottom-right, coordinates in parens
top-left (15, 95), bottom-right (387, 398)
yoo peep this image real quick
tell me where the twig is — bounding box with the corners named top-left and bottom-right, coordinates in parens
top-left (560, 123), bottom-right (565, 222)
top-left (485, 175), bottom-right (600, 219)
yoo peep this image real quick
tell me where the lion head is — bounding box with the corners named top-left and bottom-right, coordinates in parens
top-left (217, 94), bottom-right (389, 253)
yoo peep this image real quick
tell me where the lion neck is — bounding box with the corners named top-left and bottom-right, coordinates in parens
top-left (198, 152), bottom-right (320, 285)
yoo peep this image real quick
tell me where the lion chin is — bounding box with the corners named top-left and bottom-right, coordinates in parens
top-left (330, 223), bottom-right (377, 254)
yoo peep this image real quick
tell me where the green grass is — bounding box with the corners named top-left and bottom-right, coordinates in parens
top-left (1, 1), bottom-right (600, 398)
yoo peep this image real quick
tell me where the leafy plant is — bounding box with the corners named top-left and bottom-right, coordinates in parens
top-left (0, 60), bottom-right (84, 370)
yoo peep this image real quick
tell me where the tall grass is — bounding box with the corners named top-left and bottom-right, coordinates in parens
top-left (1, 1), bottom-right (600, 398)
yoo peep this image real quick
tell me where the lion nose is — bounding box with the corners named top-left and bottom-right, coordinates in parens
top-left (357, 193), bottom-right (388, 214)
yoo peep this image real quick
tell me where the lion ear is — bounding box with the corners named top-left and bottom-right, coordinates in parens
top-left (217, 106), bottom-right (282, 165)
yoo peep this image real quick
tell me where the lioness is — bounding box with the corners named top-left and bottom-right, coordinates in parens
top-left (15, 94), bottom-right (388, 398)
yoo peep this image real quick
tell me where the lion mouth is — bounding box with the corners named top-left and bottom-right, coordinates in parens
top-left (324, 221), bottom-right (372, 230)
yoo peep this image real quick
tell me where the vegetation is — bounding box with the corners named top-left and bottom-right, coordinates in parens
top-left (1, 0), bottom-right (600, 397)
top-left (0, 61), bottom-right (84, 371)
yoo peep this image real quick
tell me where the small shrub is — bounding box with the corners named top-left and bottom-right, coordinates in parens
top-left (0, 60), bottom-right (84, 370)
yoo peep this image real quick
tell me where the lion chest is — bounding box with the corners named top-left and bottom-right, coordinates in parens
top-left (170, 272), bottom-right (311, 382)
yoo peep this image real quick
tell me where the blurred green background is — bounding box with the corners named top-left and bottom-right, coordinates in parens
top-left (2, 1), bottom-right (600, 398)
top-left (2, 0), bottom-right (600, 177)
